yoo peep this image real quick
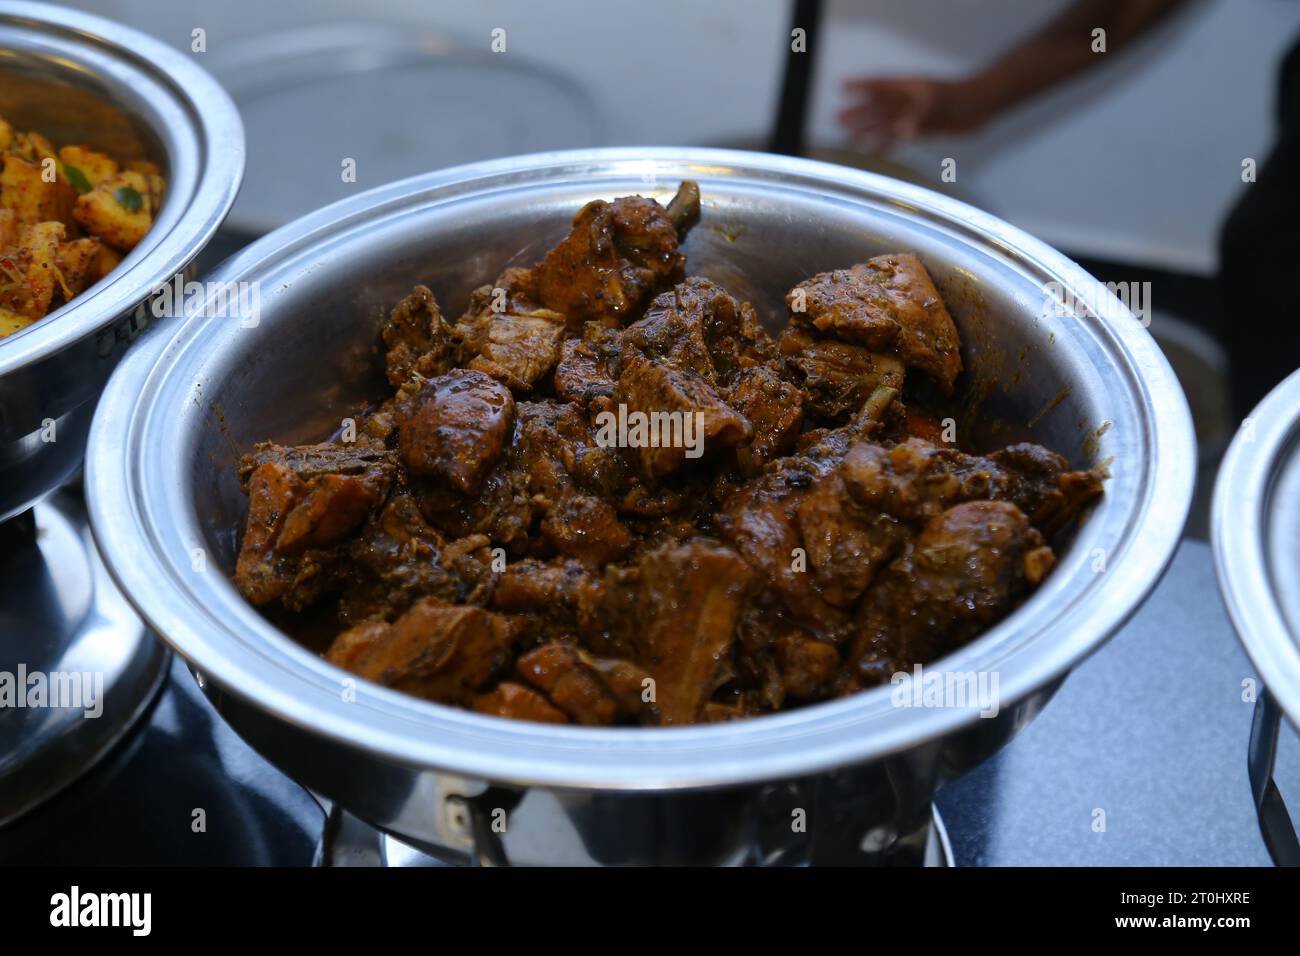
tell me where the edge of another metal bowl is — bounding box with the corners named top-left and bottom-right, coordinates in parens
top-left (0, 0), bottom-right (245, 375)
top-left (1212, 369), bottom-right (1300, 726)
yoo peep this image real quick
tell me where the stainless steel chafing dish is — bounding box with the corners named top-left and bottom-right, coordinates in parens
top-left (85, 148), bottom-right (1195, 865)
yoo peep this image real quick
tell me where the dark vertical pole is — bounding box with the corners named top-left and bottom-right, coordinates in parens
top-left (768, 0), bottom-right (824, 156)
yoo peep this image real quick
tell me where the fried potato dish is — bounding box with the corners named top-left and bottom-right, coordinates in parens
top-left (0, 113), bottom-right (164, 338)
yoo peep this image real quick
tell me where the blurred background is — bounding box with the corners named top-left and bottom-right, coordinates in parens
top-left (4, 0), bottom-right (1293, 868)
top-left (60, 0), bottom-right (1300, 535)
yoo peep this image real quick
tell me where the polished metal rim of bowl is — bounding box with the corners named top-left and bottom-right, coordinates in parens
top-left (1212, 369), bottom-right (1300, 726)
top-left (0, 0), bottom-right (245, 375)
top-left (85, 147), bottom-right (1196, 791)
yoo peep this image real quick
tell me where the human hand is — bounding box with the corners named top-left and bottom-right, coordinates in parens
top-left (838, 76), bottom-right (990, 153)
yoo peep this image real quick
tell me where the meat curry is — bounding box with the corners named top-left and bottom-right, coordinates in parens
top-left (233, 182), bottom-right (1103, 727)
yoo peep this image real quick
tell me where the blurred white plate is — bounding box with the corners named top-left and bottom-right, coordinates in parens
top-left (211, 22), bottom-right (609, 236)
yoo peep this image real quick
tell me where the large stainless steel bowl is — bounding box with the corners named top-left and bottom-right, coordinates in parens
top-left (1211, 371), bottom-right (1300, 864)
top-left (0, 1), bottom-right (244, 521)
top-left (86, 148), bottom-right (1195, 865)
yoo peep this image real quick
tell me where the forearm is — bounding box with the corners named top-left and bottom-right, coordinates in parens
top-left (964, 0), bottom-right (1193, 119)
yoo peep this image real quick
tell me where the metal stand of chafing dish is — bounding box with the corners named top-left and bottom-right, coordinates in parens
top-left (312, 798), bottom-right (953, 867)
top-left (0, 489), bottom-right (169, 828)
top-left (1248, 688), bottom-right (1300, 866)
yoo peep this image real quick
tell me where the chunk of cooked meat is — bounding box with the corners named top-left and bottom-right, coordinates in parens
top-left (778, 326), bottom-right (905, 421)
top-left (382, 285), bottom-right (455, 387)
top-left (234, 444), bottom-right (393, 608)
top-left (794, 469), bottom-right (910, 608)
top-left (454, 273), bottom-right (567, 392)
top-left (531, 182), bottom-right (698, 329)
top-left (775, 631), bottom-right (843, 701)
top-left (624, 281), bottom-right (719, 381)
top-left (473, 682), bottom-right (570, 723)
top-left (789, 266), bottom-right (896, 350)
top-left (696, 284), bottom-right (780, 385)
top-left (498, 558), bottom-right (635, 678)
top-left (462, 308), bottom-right (567, 392)
top-left (511, 400), bottom-right (589, 502)
top-left (629, 541), bottom-right (758, 725)
top-left (321, 620), bottom-right (389, 672)
top-left (850, 500), bottom-right (1054, 683)
top-left (412, 399), bottom-right (584, 552)
top-left (553, 336), bottom-right (617, 406)
top-left (414, 463), bottom-right (532, 553)
top-left (788, 253), bottom-right (962, 394)
top-left (515, 641), bottom-right (653, 725)
top-left (337, 490), bottom-right (486, 626)
top-left (625, 276), bottom-right (776, 387)
top-left (233, 461), bottom-right (306, 606)
top-left (414, 398), bottom-right (632, 556)
top-left (841, 436), bottom-right (1104, 534)
top-left (540, 493), bottom-right (632, 565)
top-left (611, 349), bottom-right (752, 481)
top-left (398, 369), bottom-right (516, 494)
top-left (232, 183), bottom-right (1104, 727)
top-left (277, 474), bottom-right (388, 555)
top-left (492, 558), bottom-right (598, 616)
top-left (715, 462), bottom-right (849, 641)
top-left (987, 443), bottom-right (1106, 536)
top-left (238, 441), bottom-right (396, 485)
top-left (325, 599), bottom-right (515, 705)
top-left (727, 365), bottom-right (804, 474)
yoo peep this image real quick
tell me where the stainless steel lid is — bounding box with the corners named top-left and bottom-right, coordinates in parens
top-left (1213, 369), bottom-right (1300, 725)
top-left (85, 147), bottom-right (1196, 791)
top-left (0, 493), bottom-right (167, 826)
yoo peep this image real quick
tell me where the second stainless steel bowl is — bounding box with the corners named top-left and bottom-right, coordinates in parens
top-left (0, 0), bottom-right (244, 521)
top-left (86, 148), bottom-right (1195, 864)
top-left (1212, 370), bottom-right (1300, 864)
top-left (1213, 369), bottom-right (1300, 727)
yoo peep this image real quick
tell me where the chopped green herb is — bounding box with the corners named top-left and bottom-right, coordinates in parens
top-left (114, 185), bottom-right (143, 212)
top-left (62, 163), bottom-right (92, 194)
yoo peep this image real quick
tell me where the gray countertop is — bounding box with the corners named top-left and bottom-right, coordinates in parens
top-left (938, 538), bottom-right (1297, 866)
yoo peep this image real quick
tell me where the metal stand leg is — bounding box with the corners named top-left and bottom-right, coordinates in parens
top-left (1248, 687), bottom-right (1299, 866)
